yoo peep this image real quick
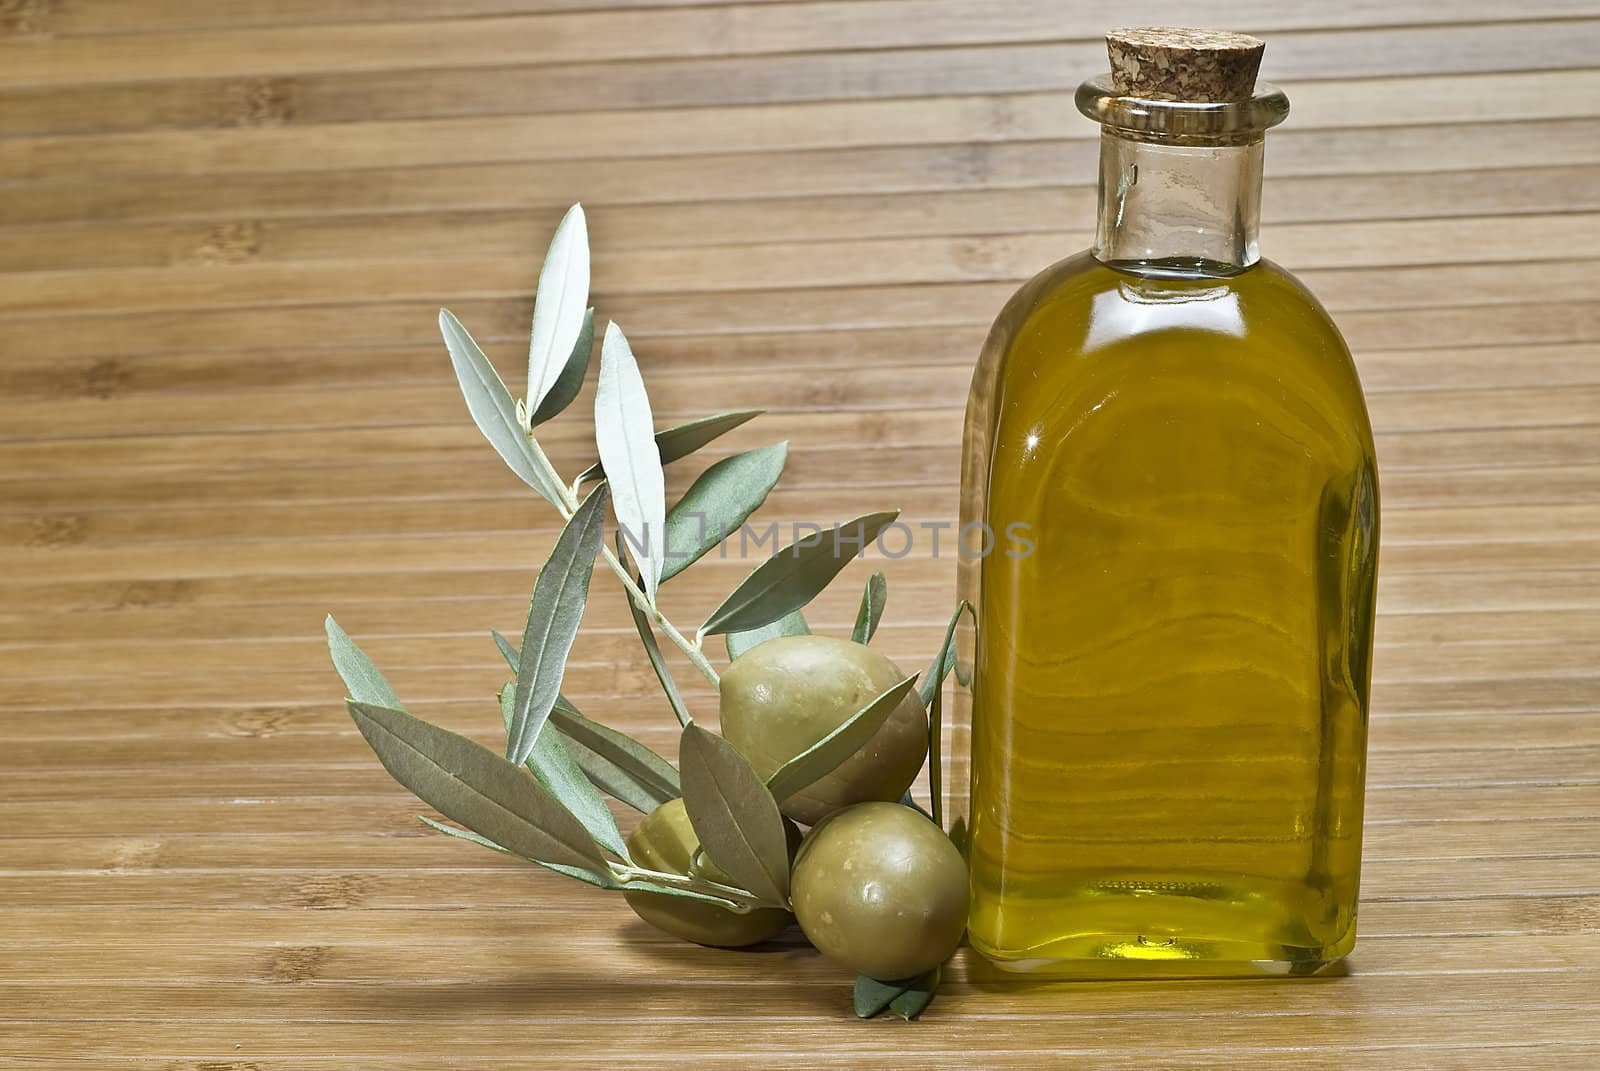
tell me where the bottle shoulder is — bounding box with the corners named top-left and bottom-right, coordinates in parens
top-left (994, 255), bottom-right (1364, 403)
top-left (993, 254), bottom-right (1343, 347)
top-left (973, 252), bottom-right (1375, 469)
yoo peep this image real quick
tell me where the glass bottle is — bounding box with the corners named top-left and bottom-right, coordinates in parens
top-left (956, 28), bottom-right (1379, 977)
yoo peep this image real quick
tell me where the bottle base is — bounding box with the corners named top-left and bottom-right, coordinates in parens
top-left (966, 872), bottom-right (1357, 981)
top-left (967, 939), bottom-right (1352, 981)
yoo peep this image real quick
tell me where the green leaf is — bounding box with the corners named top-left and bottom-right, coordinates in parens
top-left (491, 629), bottom-right (520, 671)
top-left (325, 615), bottom-right (400, 709)
top-left (701, 510), bottom-right (900, 636)
top-left (920, 601), bottom-right (972, 708)
top-left (420, 814), bottom-right (509, 854)
top-left (347, 700), bottom-right (607, 875)
top-left (678, 724), bottom-right (790, 904)
top-left (725, 609), bottom-right (810, 660)
top-left (853, 975), bottom-right (905, 1019)
top-left (487, 640), bottom-right (679, 815)
top-left (418, 816), bottom-right (620, 890)
top-left (620, 534), bottom-right (692, 728)
top-left (496, 681), bottom-right (516, 738)
top-left (500, 683), bottom-right (628, 861)
top-left (661, 442), bottom-right (787, 583)
top-left (438, 308), bottom-right (564, 507)
top-left (549, 701), bottom-right (681, 814)
top-left (526, 204), bottom-right (591, 416)
top-left (853, 967), bottom-right (939, 1020)
top-left (765, 674), bottom-right (918, 805)
top-left (595, 322), bottom-right (667, 600)
top-left (897, 790), bottom-right (934, 822)
top-left (528, 307), bottom-right (594, 427)
top-left (920, 603), bottom-right (969, 828)
top-left (629, 603), bottom-right (692, 729)
top-left (890, 967), bottom-right (940, 1020)
top-left (506, 484), bottom-right (608, 766)
top-left (851, 571), bottom-right (887, 645)
top-left (576, 409), bottom-right (763, 484)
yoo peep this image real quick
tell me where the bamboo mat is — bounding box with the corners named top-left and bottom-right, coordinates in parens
top-left (3, 2), bottom-right (1598, 1067)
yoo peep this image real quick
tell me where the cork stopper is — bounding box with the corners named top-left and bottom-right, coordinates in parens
top-left (1106, 27), bottom-right (1265, 103)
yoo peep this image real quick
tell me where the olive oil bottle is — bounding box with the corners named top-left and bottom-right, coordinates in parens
top-left (957, 28), bottom-right (1378, 976)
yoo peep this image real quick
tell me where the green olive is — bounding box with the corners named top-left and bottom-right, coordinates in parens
top-left (622, 798), bottom-right (795, 948)
top-left (790, 802), bottom-right (968, 980)
top-left (719, 634), bottom-right (928, 825)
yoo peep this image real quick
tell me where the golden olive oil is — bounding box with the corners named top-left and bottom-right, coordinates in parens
top-left (960, 250), bottom-right (1378, 974)
top-left (958, 29), bottom-right (1380, 976)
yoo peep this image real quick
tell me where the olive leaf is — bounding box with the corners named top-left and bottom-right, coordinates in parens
top-left (576, 409), bottom-right (763, 484)
top-left (326, 622), bottom-right (619, 869)
top-left (921, 602), bottom-right (969, 828)
top-left (506, 484), bottom-right (608, 767)
top-left (347, 700), bottom-right (608, 875)
top-left (662, 442), bottom-right (787, 583)
top-left (851, 571), bottom-right (887, 645)
top-left (595, 322), bottom-right (666, 601)
top-left (725, 609), bottom-right (809, 660)
top-left (493, 631), bottom-right (585, 728)
top-left (549, 701), bottom-right (682, 814)
top-left (628, 601), bottom-right (692, 729)
top-left (325, 614), bottom-right (401, 709)
top-left (764, 674), bottom-right (918, 805)
top-left (853, 974), bottom-right (908, 1019)
top-left (701, 510), bottom-right (900, 636)
top-left (438, 308), bottom-right (564, 507)
top-left (897, 790), bottom-right (934, 822)
top-left (619, 534), bottom-right (692, 728)
top-left (920, 601), bottom-right (972, 708)
top-left (890, 967), bottom-right (940, 1020)
top-left (492, 631), bottom-right (680, 813)
top-left (491, 628), bottom-right (520, 671)
top-left (526, 203), bottom-right (591, 416)
top-left (528, 307), bottom-right (594, 427)
top-left (678, 724), bottom-right (790, 904)
top-left (500, 682), bottom-right (628, 861)
top-left (854, 967), bottom-right (940, 1020)
top-left (418, 816), bottom-right (622, 890)
top-left (420, 814), bottom-right (510, 854)
top-left (926, 665), bottom-right (945, 830)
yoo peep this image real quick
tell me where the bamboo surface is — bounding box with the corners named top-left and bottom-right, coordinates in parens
top-left (3, 2), bottom-right (1599, 1067)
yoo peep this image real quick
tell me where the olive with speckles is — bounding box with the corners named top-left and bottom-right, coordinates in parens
top-left (719, 635), bottom-right (928, 825)
top-left (622, 798), bottom-right (797, 948)
top-left (790, 802), bottom-right (968, 980)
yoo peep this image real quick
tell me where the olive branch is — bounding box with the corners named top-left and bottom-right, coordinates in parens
top-left (324, 204), bottom-right (966, 1020)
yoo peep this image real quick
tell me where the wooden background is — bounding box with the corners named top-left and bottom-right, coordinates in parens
top-left (3, 1), bottom-right (1598, 1067)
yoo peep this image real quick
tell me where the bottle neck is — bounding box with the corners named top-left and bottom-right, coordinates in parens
top-left (1093, 131), bottom-right (1264, 278)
